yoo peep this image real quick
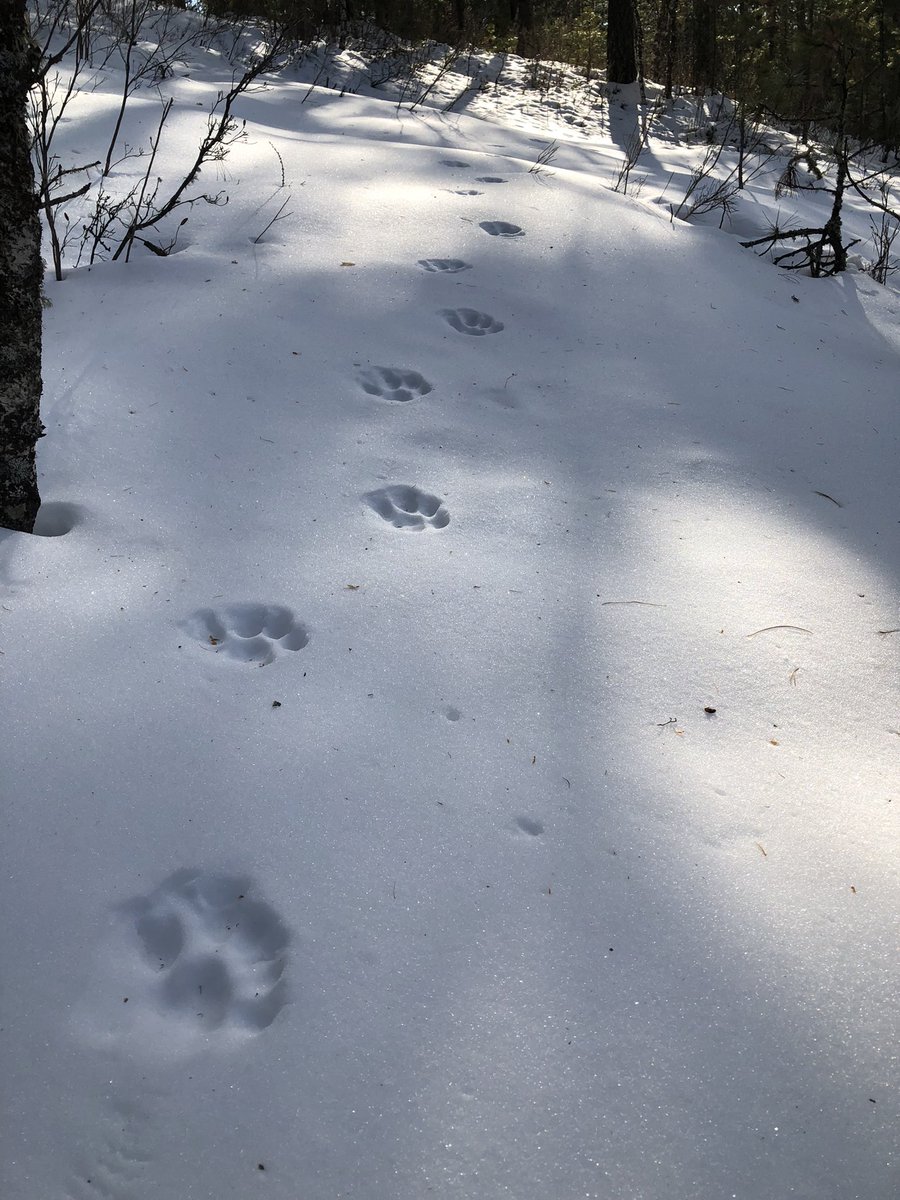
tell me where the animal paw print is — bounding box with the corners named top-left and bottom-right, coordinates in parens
top-left (365, 485), bottom-right (450, 531)
top-left (66, 1094), bottom-right (154, 1200)
top-left (357, 366), bottom-right (433, 403)
top-left (185, 603), bottom-right (309, 665)
top-left (441, 307), bottom-right (504, 336)
top-left (71, 870), bottom-right (289, 1058)
top-left (479, 221), bottom-right (524, 237)
top-left (514, 816), bottom-right (544, 837)
top-left (418, 258), bottom-right (472, 273)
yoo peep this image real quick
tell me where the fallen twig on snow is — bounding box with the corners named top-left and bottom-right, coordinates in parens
top-left (747, 625), bottom-right (812, 637)
top-left (602, 600), bottom-right (667, 607)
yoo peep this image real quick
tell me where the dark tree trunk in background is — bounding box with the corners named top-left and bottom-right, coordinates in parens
top-left (514, 0), bottom-right (535, 55)
top-left (654, 0), bottom-right (679, 98)
top-left (607, 0), bottom-right (637, 83)
top-left (690, 0), bottom-right (717, 92)
top-left (0, 0), bottom-right (44, 533)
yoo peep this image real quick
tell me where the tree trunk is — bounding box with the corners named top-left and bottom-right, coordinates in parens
top-left (0, 0), bottom-right (43, 533)
top-left (653, 0), bottom-right (679, 99)
top-left (607, 0), bottom-right (637, 84)
top-left (822, 59), bottom-right (852, 276)
top-left (690, 0), bottom-right (717, 93)
top-left (821, 146), bottom-right (848, 275)
top-left (453, 0), bottom-right (466, 37)
top-left (514, 0), bottom-right (535, 57)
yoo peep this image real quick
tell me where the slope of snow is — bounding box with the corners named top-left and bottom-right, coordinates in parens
top-left (2, 18), bottom-right (898, 1200)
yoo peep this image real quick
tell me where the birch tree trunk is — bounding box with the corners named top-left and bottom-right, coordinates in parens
top-left (0, 0), bottom-right (44, 533)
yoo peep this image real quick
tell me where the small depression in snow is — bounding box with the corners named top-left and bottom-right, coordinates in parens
top-left (31, 501), bottom-right (83, 537)
top-left (515, 816), bottom-right (544, 837)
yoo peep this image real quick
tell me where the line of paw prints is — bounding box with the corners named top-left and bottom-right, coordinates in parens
top-left (180, 213), bottom-right (525, 661)
top-left (360, 222), bottom-right (524, 400)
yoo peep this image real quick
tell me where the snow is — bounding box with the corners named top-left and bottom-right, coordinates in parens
top-left (2, 16), bottom-right (899, 1199)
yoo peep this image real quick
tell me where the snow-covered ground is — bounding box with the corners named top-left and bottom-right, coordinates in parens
top-left (2, 15), bottom-right (899, 1199)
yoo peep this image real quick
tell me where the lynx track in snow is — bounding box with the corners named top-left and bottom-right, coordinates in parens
top-left (71, 870), bottom-right (289, 1058)
top-left (365, 485), bottom-right (450, 531)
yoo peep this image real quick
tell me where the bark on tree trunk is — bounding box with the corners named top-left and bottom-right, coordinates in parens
top-left (607, 0), bottom-right (638, 85)
top-left (822, 149), bottom-right (848, 275)
top-left (0, 0), bottom-right (44, 533)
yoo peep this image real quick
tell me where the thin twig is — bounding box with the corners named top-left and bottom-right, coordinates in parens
top-left (252, 195), bottom-right (292, 243)
top-left (601, 600), bottom-right (667, 607)
top-left (747, 625), bottom-right (812, 637)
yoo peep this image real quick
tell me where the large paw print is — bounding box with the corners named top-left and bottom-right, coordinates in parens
top-left (184, 603), bottom-right (309, 665)
top-left (357, 366), bottom-right (433, 403)
top-left (365, 485), bottom-right (450, 531)
top-left (417, 258), bottom-right (472, 274)
top-left (441, 308), bottom-right (504, 336)
top-left (479, 221), bottom-right (524, 237)
top-left (71, 870), bottom-right (290, 1058)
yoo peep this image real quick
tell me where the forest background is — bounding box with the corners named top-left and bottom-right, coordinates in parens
top-left (195, 0), bottom-right (900, 155)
